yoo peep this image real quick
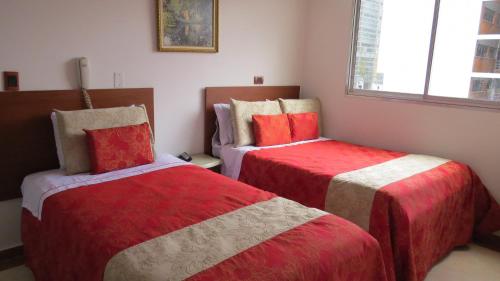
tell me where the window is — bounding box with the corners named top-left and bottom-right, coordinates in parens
top-left (469, 78), bottom-right (500, 101)
top-left (349, 0), bottom-right (500, 107)
top-left (351, 0), bottom-right (434, 94)
top-left (470, 79), bottom-right (482, 92)
top-left (488, 46), bottom-right (497, 58)
top-left (476, 44), bottom-right (488, 57)
top-left (483, 7), bottom-right (495, 23)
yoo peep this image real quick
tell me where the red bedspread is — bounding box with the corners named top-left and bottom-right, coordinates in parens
top-left (22, 165), bottom-right (388, 281)
top-left (239, 140), bottom-right (500, 281)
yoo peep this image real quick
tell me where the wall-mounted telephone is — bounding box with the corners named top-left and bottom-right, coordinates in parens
top-left (78, 57), bottom-right (90, 90)
top-left (77, 57), bottom-right (93, 109)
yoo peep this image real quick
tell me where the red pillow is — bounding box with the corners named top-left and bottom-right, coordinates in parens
top-left (252, 114), bottom-right (292, 147)
top-left (287, 112), bottom-right (319, 142)
top-left (84, 123), bottom-right (154, 174)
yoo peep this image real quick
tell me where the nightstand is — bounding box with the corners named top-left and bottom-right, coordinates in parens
top-left (191, 153), bottom-right (222, 173)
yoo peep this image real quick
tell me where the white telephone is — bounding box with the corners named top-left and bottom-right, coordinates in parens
top-left (78, 57), bottom-right (90, 89)
top-left (77, 57), bottom-right (93, 109)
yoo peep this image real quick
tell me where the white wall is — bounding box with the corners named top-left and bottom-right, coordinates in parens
top-left (302, 0), bottom-right (500, 203)
top-left (0, 0), bottom-right (307, 250)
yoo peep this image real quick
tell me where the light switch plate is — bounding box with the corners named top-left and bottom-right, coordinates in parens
top-left (114, 72), bottom-right (123, 88)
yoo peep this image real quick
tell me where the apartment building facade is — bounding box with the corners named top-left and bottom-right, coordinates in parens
top-left (470, 0), bottom-right (500, 101)
top-left (353, 0), bottom-right (384, 90)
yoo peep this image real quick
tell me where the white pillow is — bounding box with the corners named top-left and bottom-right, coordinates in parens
top-left (50, 112), bottom-right (65, 169)
top-left (214, 104), bottom-right (234, 145)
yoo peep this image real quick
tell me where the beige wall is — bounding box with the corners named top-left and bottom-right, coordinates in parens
top-left (0, 0), bottom-right (308, 250)
top-left (302, 0), bottom-right (500, 203)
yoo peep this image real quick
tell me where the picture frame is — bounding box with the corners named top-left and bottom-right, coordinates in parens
top-left (157, 0), bottom-right (219, 53)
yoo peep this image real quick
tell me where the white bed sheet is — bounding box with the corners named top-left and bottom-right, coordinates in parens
top-left (220, 138), bottom-right (330, 180)
top-left (22, 154), bottom-right (189, 220)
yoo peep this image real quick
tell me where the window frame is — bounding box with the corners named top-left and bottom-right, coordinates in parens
top-left (347, 0), bottom-right (500, 110)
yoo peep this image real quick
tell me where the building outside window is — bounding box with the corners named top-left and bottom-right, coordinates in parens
top-left (352, 0), bottom-right (384, 90)
top-left (469, 78), bottom-right (500, 100)
top-left (349, 0), bottom-right (500, 106)
top-left (473, 40), bottom-right (500, 73)
top-left (480, 1), bottom-right (500, 34)
top-left (472, 1), bottom-right (500, 101)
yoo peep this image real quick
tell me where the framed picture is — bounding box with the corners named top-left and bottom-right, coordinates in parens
top-left (157, 0), bottom-right (218, 53)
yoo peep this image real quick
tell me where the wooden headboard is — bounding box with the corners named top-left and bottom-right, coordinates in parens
top-left (204, 86), bottom-right (300, 155)
top-left (0, 88), bottom-right (154, 201)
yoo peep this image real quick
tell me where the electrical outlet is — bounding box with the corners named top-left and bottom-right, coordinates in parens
top-left (114, 72), bottom-right (123, 88)
top-left (254, 76), bottom-right (264, 85)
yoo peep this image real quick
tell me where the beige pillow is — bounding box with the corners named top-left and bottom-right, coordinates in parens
top-left (55, 105), bottom-right (153, 175)
top-left (279, 98), bottom-right (323, 134)
top-left (230, 99), bottom-right (282, 147)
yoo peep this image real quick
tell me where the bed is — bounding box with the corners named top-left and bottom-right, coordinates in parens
top-left (11, 88), bottom-right (388, 281)
top-left (204, 86), bottom-right (500, 281)
top-left (21, 155), bottom-right (389, 281)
